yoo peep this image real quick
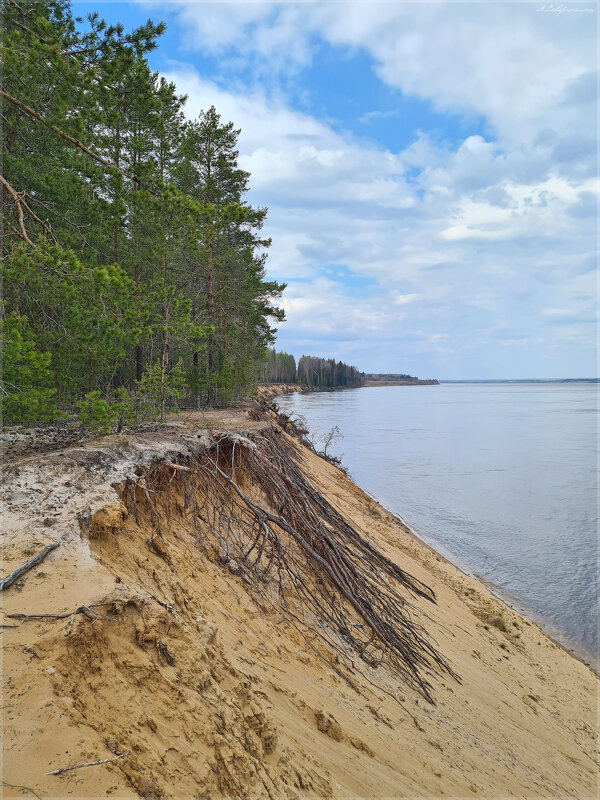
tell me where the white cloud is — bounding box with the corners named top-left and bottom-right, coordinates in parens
top-left (392, 293), bottom-right (419, 306)
top-left (151, 2), bottom-right (597, 377)
top-left (161, 1), bottom-right (596, 146)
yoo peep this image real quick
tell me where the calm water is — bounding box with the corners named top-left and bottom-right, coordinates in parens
top-left (277, 383), bottom-right (599, 661)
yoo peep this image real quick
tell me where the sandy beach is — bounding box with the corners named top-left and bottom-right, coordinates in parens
top-left (1, 402), bottom-right (597, 798)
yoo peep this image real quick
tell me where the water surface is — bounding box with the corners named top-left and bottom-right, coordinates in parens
top-left (277, 383), bottom-right (598, 661)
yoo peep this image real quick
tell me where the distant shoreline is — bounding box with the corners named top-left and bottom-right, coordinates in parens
top-left (363, 373), bottom-right (439, 386)
top-left (440, 378), bottom-right (599, 384)
top-left (363, 379), bottom-right (439, 387)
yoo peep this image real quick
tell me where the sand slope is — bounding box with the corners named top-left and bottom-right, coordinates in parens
top-left (1, 411), bottom-right (597, 799)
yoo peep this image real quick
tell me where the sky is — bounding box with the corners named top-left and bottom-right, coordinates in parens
top-left (73, 1), bottom-right (598, 379)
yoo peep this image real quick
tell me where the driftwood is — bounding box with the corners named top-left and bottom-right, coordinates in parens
top-left (46, 752), bottom-right (129, 776)
top-left (0, 542), bottom-right (60, 591)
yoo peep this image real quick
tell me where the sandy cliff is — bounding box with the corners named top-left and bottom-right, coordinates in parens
top-left (1, 408), bottom-right (597, 799)
top-left (256, 383), bottom-right (304, 403)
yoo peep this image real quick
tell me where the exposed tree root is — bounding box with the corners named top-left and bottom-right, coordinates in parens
top-left (1, 780), bottom-right (43, 800)
top-left (120, 426), bottom-right (459, 703)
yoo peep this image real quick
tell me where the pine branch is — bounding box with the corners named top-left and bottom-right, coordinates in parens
top-left (0, 87), bottom-right (155, 194)
top-left (1, 173), bottom-right (59, 245)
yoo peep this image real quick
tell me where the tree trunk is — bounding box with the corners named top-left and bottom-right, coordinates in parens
top-left (206, 244), bottom-right (216, 405)
top-left (160, 254), bottom-right (168, 423)
top-left (112, 117), bottom-right (120, 264)
top-left (207, 246), bottom-right (215, 372)
top-left (134, 241), bottom-right (143, 382)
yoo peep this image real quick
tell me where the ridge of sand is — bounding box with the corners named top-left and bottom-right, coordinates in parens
top-left (1, 411), bottom-right (597, 799)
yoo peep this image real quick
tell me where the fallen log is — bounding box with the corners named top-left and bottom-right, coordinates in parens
top-left (0, 542), bottom-right (59, 591)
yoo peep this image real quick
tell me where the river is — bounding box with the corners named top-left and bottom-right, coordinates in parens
top-left (276, 382), bottom-right (598, 663)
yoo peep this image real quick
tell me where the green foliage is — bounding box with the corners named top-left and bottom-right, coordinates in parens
top-left (134, 359), bottom-right (187, 421)
top-left (76, 388), bottom-right (137, 434)
top-left (2, 243), bottom-right (143, 404)
top-left (76, 360), bottom-right (187, 433)
top-left (261, 349), bottom-right (297, 383)
top-left (1, 312), bottom-right (57, 425)
top-left (297, 356), bottom-right (363, 389)
top-left (1, 1), bottom-right (285, 424)
top-left (76, 390), bottom-right (128, 435)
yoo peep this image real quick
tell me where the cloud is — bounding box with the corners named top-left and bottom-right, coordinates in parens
top-left (392, 293), bottom-right (419, 306)
top-left (161, 1), bottom-right (596, 147)
top-left (542, 307), bottom-right (598, 325)
top-left (560, 70), bottom-right (598, 106)
top-left (358, 109), bottom-right (400, 124)
top-left (151, 2), bottom-right (598, 378)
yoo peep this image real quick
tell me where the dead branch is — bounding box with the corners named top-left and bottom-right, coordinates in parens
top-left (0, 174), bottom-right (57, 245)
top-left (0, 174), bottom-right (34, 245)
top-left (7, 605), bottom-right (117, 622)
top-left (1, 780), bottom-right (42, 800)
top-left (0, 542), bottom-right (60, 591)
top-left (164, 462), bottom-right (193, 472)
top-left (46, 751), bottom-right (129, 776)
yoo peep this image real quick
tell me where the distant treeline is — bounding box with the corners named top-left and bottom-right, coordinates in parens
top-left (260, 352), bottom-right (439, 389)
top-left (298, 356), bottom-right (363, 388)
top-left (363, 373), bottom-right (438, 385)
top-left (261, 350), bottom-right (362, 388)
top-left (260, 350), bottom-right (298, 384)
top-left (363, 373), bottom-right (415, 382)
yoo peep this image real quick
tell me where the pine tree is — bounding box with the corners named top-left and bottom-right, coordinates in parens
top-left (1, 1), bottom-right (285, 425)
top-left (176, 106), bottom-right (285, 405)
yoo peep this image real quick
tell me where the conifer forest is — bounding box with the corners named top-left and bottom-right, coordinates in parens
top-left (1, 0), bottom-right (287, 424)
top-left (0, 0), bottom-right (363, 428)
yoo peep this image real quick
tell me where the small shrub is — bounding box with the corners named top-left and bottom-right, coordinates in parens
top-left (76, 388), bottom-right (134, 435)
top-left (133, 359), bottom-right (187, 422)
top-left (76, 391), bottom-right (124, 434)
top-left (1, 311), bottom-right (57, 424)
top-left (489, 614), bottom-right (508, 632)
